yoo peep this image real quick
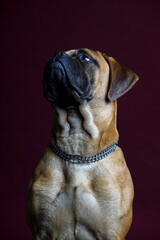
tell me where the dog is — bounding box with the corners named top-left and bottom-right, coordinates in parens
top-left (26, 48), bottom-right (139, 240)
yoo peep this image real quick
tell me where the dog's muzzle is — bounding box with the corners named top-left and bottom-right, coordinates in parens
top-left (43, 51), bottom-right (93, 107)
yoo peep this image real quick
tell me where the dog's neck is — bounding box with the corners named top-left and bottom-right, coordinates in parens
top-left (52, 100), bottom-right (119, 156)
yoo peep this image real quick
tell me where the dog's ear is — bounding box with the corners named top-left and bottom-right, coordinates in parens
top-left (102, 53), bottom-right (139, 101)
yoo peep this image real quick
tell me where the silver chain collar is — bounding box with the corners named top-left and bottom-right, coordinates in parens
top-left (50, 140), bottom-right (116, 164)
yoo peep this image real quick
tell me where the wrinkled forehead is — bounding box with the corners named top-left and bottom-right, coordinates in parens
top-left (65, 48), bottom-right (108, 70)
top-left (66, 48), bottom-right (101, 59)
top-left (65, 48), bottom-right (97, 56)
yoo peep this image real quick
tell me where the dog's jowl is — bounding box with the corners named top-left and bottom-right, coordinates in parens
top-left (26, 49), bottom-right (139, 240)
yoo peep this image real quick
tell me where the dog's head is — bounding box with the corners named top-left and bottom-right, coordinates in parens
top-left (43, 48), bottom-right (139, 108)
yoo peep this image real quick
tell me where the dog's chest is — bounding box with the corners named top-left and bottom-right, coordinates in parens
top-left (33, 163), bottom-right (121, 239)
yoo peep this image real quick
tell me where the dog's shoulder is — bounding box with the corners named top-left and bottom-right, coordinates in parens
top-left (27, 144), bottom-right (64, 194)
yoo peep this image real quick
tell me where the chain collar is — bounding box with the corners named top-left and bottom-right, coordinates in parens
top-left (50, 140), bottom-right (116, 164)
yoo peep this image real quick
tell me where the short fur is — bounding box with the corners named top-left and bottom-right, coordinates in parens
top-left (26, 49), bottom-right (138, 240)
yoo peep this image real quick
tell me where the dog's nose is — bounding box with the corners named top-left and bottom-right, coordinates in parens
top-left (58, 51), bottom-right (65, 57)
top-left (53, 51), bottom-right (66, 60)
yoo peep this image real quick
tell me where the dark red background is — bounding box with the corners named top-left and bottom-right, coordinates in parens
top-left (1, 0), bottom-right (160, 239)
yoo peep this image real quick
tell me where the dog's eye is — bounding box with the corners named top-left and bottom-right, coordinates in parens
top-left (79, 54), bottom-right (91, 62)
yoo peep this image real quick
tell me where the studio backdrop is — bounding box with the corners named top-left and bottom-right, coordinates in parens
top-left (0, 0), bottom-right (160, 239)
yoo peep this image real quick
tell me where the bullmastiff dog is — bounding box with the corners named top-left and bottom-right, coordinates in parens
top-left (26, 48), bottom-right (139, 240)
